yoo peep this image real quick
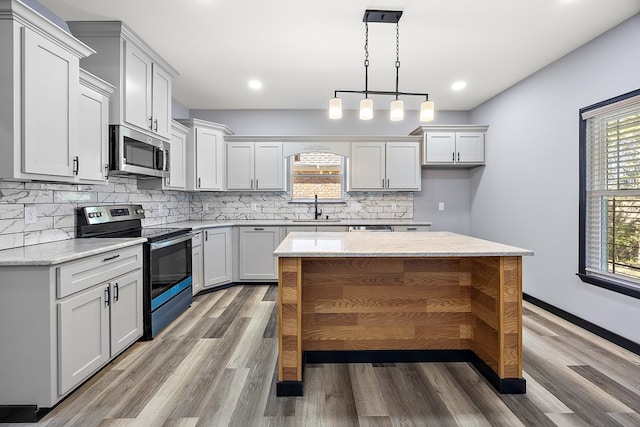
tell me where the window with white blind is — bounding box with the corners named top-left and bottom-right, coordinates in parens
top-left (579, 89), bottom-right (640, 299)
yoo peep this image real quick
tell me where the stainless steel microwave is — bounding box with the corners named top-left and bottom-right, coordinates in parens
top-left (109, 125), bottom-right (169, 178)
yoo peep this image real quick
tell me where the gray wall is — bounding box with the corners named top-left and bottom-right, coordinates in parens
top-left (190, 109), bottom-right (470, 136)
top-left (469, 14), bottom-right (640, 343)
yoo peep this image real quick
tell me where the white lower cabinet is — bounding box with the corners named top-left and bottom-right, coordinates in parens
top-left (238, 226), bottom-right (282, 281)
top-left (203, 227), bottom-right (233, 288)
top-left (191, 231), bottom-right (203, 295)
top-left (0, 244), bottom-right (143, 411)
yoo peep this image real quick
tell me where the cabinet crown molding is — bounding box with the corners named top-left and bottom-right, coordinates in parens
top-left (410, 124), bottom-right (489, 135)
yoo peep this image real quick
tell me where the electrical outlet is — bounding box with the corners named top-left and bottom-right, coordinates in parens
top-left (25, 205), bottom-right (37, 224)
top-left (438, 202), bottom-right (445, 211)
top-left (251, 203), bottom-right (257, 211)
top-left (203, 203), bottom-right (209, 212)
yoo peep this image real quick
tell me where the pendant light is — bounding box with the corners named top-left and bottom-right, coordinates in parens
top-left (329, 10), bottom-right (435, 122)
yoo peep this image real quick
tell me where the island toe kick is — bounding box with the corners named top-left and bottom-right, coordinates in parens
top-left (276, 255), bottom-right (527, 396)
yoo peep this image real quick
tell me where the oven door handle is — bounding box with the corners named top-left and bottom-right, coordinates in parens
top-left (149, 233), bottom-right (194, 250)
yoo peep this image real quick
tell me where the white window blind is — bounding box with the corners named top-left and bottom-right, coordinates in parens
top-left (585, 98), bottom-right (640, 290)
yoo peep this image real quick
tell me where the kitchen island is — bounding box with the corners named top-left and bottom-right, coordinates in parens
top-left (273, 231), bottom-right (533, 396)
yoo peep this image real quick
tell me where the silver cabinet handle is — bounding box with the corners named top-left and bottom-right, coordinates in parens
top-left (198, 177), bottom-right (201, 188)
top-left (105, 286), bottom-right (110, 307)
top-left (73, 156), bottom-right (79, 176)
top-left (387, 178), bottom-right (390, 188)
top-left (407, 227), bottom-right (417, 231)
top-left (254, 227), bottom-right (264, 231)
top-left (104, 164), bottom-right (109, 178)
top-left (205, 230), bottom-right (208, 241)
top-left (382, 179), bottom-right (385, 188)
top-left (103, 254), bottom-right (120, 262)
top-left (113, 283), bottom-right (119, 302)
top-left (250, 179), bottom-right (254, 189)
top-left (149, 117), bottom-right (153, 130)
top-left (255, 179), bottom-right (258, 189)
top-left (452, 152), bottom-right (455, 162)
top-left (154, 118), bottom-right (158, 132)
top-left (457, 152), bottom-right (460, 162)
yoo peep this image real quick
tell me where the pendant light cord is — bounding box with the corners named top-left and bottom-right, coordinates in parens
top-left (364, 21), bottom-right (369, 98)
top-left (395, 22), bottom-right (400, 100)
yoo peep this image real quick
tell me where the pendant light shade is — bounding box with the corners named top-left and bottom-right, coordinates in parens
top-left (329, 97), bottom-right (342, 119)
top-left (360, 98), bottom-right (374, 120)
top-left (390, 99), bottom-right (404, 121)
top-left (420, 100), bottom-right (435, 122)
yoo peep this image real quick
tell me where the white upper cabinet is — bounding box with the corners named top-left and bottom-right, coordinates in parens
top-left (165, 120), bottom-right (188, 190)
top-left (349, 142), bottom-right (421, 191)
top-left (178, 119), bottom-right (233, 191)
top-left (0, 1), bottom-right (94, 182)
top-left (78, 70), bottom-right (114, 183)
top-left (414, 125), bottom-right (488, 167)
top-left (226, 142), bottom-right (285, 191)
top-left (67, 21), bottom-right (178, 141)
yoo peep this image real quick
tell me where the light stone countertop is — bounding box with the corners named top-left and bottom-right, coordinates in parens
top-left (0, 238), bottom-right (146, 266)
top-left (274, 231), bottom-right (534, 257)
top-left (165, 219), bottom-right (432, 230)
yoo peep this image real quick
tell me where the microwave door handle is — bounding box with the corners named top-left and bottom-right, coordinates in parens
top-left (163, 149), bottom-right (169, 172)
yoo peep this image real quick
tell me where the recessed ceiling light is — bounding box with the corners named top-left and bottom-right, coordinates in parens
top-left (248, 79), bottom-right (263, 90)
top-left (451, 81), bottom-right (467, 91)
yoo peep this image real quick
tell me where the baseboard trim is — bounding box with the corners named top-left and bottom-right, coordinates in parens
top-left (523, 293), bottom-right (640, 356)
top-left (0, 405), bottom-right (51, 423)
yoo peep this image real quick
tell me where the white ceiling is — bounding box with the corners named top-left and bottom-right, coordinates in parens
top-left (39, 0), bottom-right (640, 112)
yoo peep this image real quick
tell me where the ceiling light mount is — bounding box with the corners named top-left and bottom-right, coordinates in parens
top-left (329, 9), bottom-right (434, 122)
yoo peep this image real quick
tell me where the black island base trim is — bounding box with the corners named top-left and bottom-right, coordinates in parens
top-left (0, 404), bottom-right (51, 423)
top-left (276, 349), bottom-right (526, 396)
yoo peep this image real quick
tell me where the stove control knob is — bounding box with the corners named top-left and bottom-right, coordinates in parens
top-left (136, 208), bottom-right (144, 215)
top-left (88, 212), bottom-right (95, 218)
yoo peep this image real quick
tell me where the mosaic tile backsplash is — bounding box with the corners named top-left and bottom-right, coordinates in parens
top-left (0, 177), bottom-right (413, 251)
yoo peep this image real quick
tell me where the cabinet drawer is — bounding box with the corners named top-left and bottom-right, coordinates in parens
top-left (57, 246), bottom-right (143, 298)
top-left (393, 225), bottom-right (431, 232)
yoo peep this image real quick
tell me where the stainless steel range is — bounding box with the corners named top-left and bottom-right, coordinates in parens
top-left (76, 204), bottom-right (192, 339)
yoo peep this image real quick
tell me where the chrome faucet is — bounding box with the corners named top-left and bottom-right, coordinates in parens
top-left (314, 194), bottom-right (322, 220)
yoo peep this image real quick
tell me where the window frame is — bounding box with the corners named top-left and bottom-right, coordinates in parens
top-left (578, 88), bottom-right (640, 300)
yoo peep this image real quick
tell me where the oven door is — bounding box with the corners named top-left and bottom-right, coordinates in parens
top-left (148, 233), bottom-right (193, 311)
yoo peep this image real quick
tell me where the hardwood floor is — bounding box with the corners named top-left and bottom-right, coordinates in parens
top-left (9, 285), bottom-right (640, 427)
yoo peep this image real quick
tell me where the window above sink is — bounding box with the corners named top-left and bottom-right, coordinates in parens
top-left (290, 152), bottom-right (345, 202)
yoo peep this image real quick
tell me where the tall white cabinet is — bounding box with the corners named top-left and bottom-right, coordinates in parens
top-left (0, 1), bottom-right (95, 182)
top-left (349, 141), bottom-right (421, 191)
top-left (67, 21), bottom-right (178, 141)
top-left (177, 119), bottom-right (233, 191)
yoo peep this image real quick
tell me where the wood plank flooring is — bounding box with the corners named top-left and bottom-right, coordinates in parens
top-left (8, 285), bottom-right (640, 427)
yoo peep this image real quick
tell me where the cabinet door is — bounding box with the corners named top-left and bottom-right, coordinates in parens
top-left (191, 233), bottom-right (203, 295)
top-left (386, 143), bottom-right (421, 190)
top-left (254, 143), bottom-right (284, 190)
top-left (110, 270), bottom-right (143, 356)
top-left (166, 124), bottom-right (187, 189)
top-left (123, 41), bottom-right (152, 133)
top-left (151, 64), bottom-right (172, 140)
top-left (78, 82), bottom-right (109, 182)
top-left (238, 227), bottom-right (280, 280)
top-left (455, 132), bottom-right (485, 163)
top-left (58, 285), bottom-right (110, 395)
top-left (350, 143), bottom-right (385, 190)
top-left (203, 227), bottom-right (233, 287)
top-left (22, 27), bottom-right (78, 177)
top-left (227, 143), bottom-right (254, 190)
top-left (425, 132), bottom-right (456, 164)
top-left (195, 127), bottom-right (224, 190)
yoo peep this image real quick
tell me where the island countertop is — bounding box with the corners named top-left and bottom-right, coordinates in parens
top-left (274, 231), bottom-right (533, 257)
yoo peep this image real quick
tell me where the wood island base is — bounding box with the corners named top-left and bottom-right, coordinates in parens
top-left (277, 256), bottom-right (526, 396)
